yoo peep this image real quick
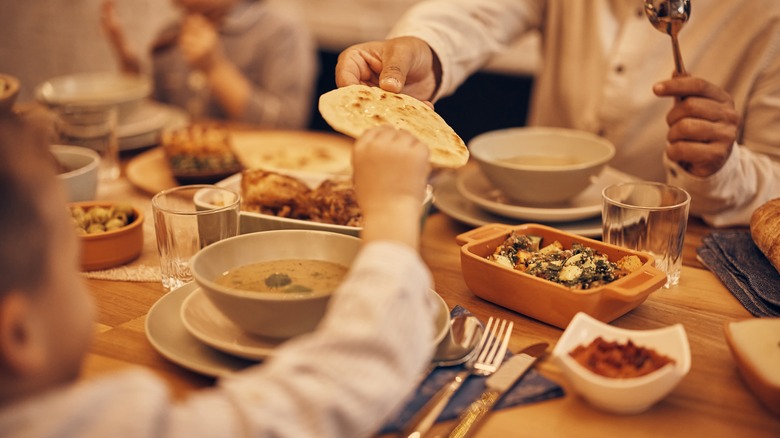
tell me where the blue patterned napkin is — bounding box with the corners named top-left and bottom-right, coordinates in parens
top-left (697, 230), bottom-right (780, 317)
top-left (380, 306), bottom-right (565, 434)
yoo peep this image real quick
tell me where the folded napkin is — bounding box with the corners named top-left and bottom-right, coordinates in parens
top-left (380, 306), bottom-right (565, 434)
top-left (697, 230), bottom-right (780, 317)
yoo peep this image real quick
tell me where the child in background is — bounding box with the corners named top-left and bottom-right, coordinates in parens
top-left (0, 124), bottom-right (437, 437)
top-left (102, 0), bottom-right (318, 128)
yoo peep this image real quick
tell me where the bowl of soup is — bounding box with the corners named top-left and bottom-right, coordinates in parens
top-left (468, 127), bottom-right (615, 205)
top-left (190, 229), bottom-right (361, 339)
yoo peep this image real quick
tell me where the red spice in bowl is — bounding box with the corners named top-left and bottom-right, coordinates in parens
top-left (569, 336), bottom-right (676, 379)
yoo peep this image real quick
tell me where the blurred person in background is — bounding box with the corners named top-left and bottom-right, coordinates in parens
top-left (102, 0), bottom-right (318, 128)
top-left (0, 0), bottom-right (175, 103)
top-left (334, 0), bottom-right (780, 227)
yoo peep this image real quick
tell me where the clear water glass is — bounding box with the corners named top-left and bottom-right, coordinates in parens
top-left (602, 182), bottom-right (691, 288)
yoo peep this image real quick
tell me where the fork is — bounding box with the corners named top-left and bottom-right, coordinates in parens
top-left (403, 317), bottom-right (514, 438)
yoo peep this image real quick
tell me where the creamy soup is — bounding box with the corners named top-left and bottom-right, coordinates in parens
top-left (502, 155), bottom-right (583, 166)
top-left (216, 259), bottom-right (348, 295)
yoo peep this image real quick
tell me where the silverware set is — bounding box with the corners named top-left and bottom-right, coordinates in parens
top-left (404, 316), bottom-right (548, 438)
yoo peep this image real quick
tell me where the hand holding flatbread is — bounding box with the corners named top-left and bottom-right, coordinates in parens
top-left (318, 85), bottom-right (469, 169)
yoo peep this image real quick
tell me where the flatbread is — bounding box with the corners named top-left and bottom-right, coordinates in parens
top-left (318, 85), bottom-right (469, 168)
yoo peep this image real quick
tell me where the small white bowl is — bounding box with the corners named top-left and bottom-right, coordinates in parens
top-left (469, 127), bottom-right (615, 205)
top-left (51, 145), bottom-right (100, 202)
top-left (552, 312), bottom-right (691, 414)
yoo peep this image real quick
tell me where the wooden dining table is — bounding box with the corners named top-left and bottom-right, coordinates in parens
top-left (80, 151), bottom-right (780, 438)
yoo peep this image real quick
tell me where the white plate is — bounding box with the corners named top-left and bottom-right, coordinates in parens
top-left (118, 101), bottom-right (189, 151)
top-left (431, 169), bottom-right (604, 237)
top-left (145, 282), bottom-right (254, 377)
top-left (181, 288), bottom-right (286, 361)
top-left (180, 286), bottom-right (451, 361)
top-left (456, 165), bottom-right (635, 222)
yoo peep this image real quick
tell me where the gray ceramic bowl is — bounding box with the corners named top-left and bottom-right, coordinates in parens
top-left (469, 127), bottom-right (616, 205)
top-left (191, 229), bottom-right (362, 339)
top-left (52, 145), bottom-right (100, 202)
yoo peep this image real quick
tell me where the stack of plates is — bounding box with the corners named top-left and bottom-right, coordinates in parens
top-left (118, 100), bottom-right (188, 151)
top-left (145, 282), bottom-right (450, 377)
top-left (431, 163), bottom-right (636, 237)
top-left (145, 283), bottom-right (286, 377)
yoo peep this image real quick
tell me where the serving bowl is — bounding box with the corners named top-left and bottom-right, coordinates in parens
top-left (52, 145), bottom-right (100, 202)
top-left (456, 223), bottom-right (667, 329)
top-left (192, 229), bottom-right (451, 341)
top-left (724, 318), bottom-right (780, 417)
top-left (552, 312), bottom-right (691, 414)
top-left (69, 201), bottom-right (144, 271)
top-left (468, 127), bottom-right (616, 205)
top-left (191, 230), bottom-right (360, 339)
top-left (213, 171), bottom-right (434, 238)
top-left (35, 71), bottom-right (151, 120)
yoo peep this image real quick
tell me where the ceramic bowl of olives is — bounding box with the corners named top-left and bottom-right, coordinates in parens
top-left (69, 201), bottom-right (144, 271)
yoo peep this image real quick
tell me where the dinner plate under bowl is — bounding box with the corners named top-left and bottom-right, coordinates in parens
top-left (179, 286), bottom-right (451, 361)
top-left (430, 169), bottom-right (604, 237)
top-left (145, 282), bottom-right (254, 377)
top-left (456, 165), bottom-right (635, 222)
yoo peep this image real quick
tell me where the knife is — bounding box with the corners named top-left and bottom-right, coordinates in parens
top-left (447, 342), bottom-right (548, 438)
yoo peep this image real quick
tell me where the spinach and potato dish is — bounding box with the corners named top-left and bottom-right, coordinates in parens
top-left (488, 232), bottom-right (642, 289)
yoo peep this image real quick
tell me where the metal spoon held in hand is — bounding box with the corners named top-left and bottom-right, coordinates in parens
top-left (644, 0), bottom-right (691, 75)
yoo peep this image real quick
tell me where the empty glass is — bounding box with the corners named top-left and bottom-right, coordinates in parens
top-left (602, 182), bottom-right (691, 288)
top-left (55, 103), bottom-right (120, 182)
top-left (152, 185), bottom-right (240, 291)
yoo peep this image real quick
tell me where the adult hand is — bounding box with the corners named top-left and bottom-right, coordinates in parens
top-left (335, 36), bottom-right (440, 102)
top-left (653, 75), bottom-right (739, 177)
top-left (179, 14), bottom-right (223, 72)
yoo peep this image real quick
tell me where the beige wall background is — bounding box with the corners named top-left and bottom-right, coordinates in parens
top-left (1, 0), bottom-right (538, 103)
top-left (282, 0), bottom-right (540, 76)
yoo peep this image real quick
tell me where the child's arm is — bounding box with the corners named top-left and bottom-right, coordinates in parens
top-left (179, 14), bottom-right (252, 121)
top-left (352, 126), bottom-right (431, 250)
top-left (100, 0), bottom-right (142, 75)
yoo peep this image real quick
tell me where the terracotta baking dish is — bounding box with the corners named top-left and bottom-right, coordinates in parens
top-left (456, 223), bottom-right (667, 329)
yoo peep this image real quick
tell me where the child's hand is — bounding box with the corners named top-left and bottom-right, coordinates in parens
top-left (179, 14), bottom-right (222, 72)
top-left (353, 126), bottom-right (430, 247)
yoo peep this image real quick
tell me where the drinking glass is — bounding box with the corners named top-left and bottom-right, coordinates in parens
top-left (602, 182), bottom-right (691, 288)
top-left (55, 103), bottom-right (120, 182)
top-left (152, 185), bottom-right (240, 291)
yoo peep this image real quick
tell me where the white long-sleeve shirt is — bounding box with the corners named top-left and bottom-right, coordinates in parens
top-left (0, 242), bottom-right (438, 437)
top-left (389, 0), bottom-right (780, 226)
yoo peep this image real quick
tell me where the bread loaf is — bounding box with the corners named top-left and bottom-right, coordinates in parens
top-left (750, 198), bottom-right (780, 274)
